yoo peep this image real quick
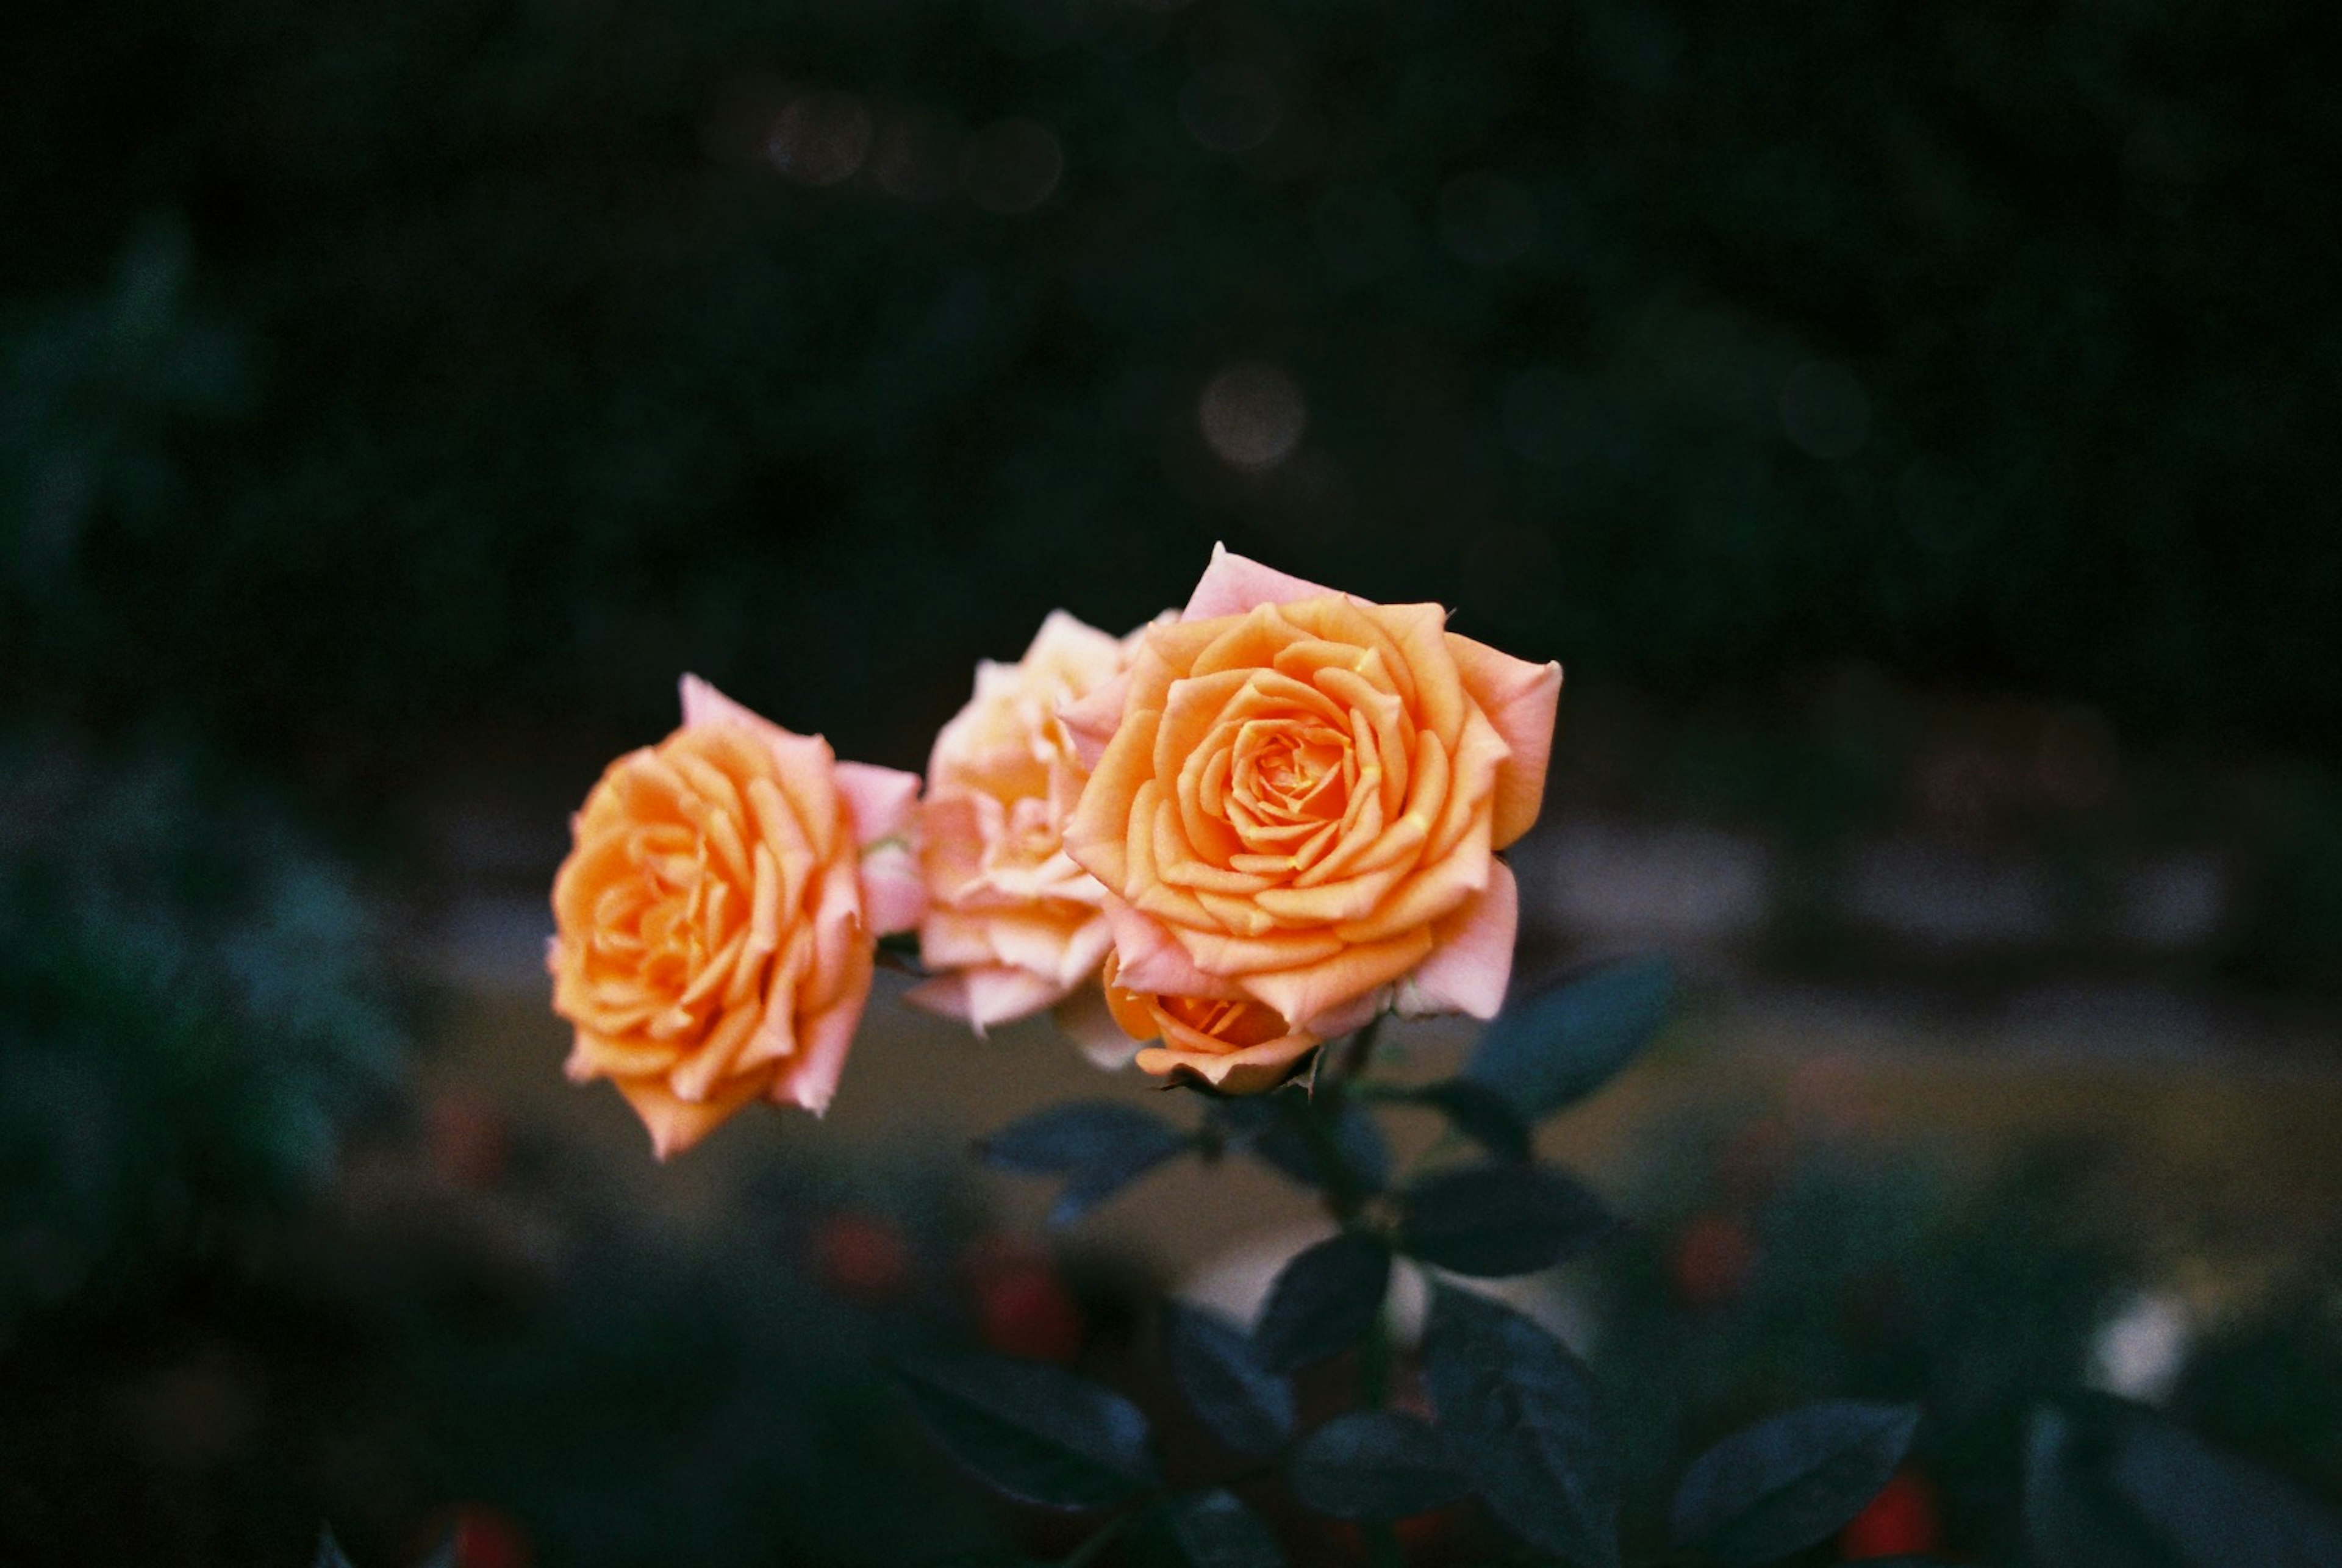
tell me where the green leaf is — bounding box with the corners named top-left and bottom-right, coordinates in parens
top-left (1289, 1411), bottom-right (1467, 1520)
top-left (1422, 1286), bottom-right (1619, 1568)
top-left (2109, 1411), bottom-right (2342, 1566)
top-left (895, 1350), bottom-right (1156, 1509)
top-left (1049, 1133), bottom-right (1191, 1226)
top-left (1163, 1488), bottom-right (1286, 1568)
top-left (1668, 1400), bottom-right (1920, 1565)
top-left (1464, 955), bottom-right (1672, 1120)
top-left (1395, 1163), bottom-right (1619, 1278)
top-left (2027, 1396), bottom-right (2342, 1568)
top-left (1211, 1094), bottom-right (1392, 1195)
top-left (1402, 1080), bottom-right (1532, 1161)
top-left (978, 1101), bottom-right (1187, 1173)
top-left (315, 1528), bottom-right (357, 1568)
top-left (1164, 1301), bottom-right (1296, 1458)
top-left (976, 1102), bottom-right (1193, 1227)
top-left (1253, 1233), bottom-right (1392, 1373)
top-left (2025, 1405), bottom-right (2176, 1568)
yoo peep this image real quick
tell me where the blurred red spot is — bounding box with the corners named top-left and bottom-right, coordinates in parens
top-left (1671, 1214), bottom-right (1757, 1311)
top-left (964, 1237), bottom-right (1084, 1363)
top-left (1839, 1469), bottom-right (1943, 1559)
top-left (443, 1505), bottom-right (530, 1568)
top-left (426, 1094), bottom-right (507, 1189)
top-left (814, 1212), bottom-right (912, 1301)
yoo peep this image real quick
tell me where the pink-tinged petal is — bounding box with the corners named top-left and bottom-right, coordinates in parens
top-left (965, 965), bottom-right (1065, 1031)
top-left (679, 671), bottom-right (763, 732)
top-left (1105, 898), bottom-right (1247, 998)
top-left (859, 843), bottom-right (927, 937)
top-left (904, 964), bottom-right (1059, 1034)
top-left (776, 954), bottom-right (875, 1115)
top-left (1181, 543), bottom-right (1340, 620)
top-left (836, 760), bottom-right (922, 846)
top-left (680, 672), bottom-right (835, 782)
top-left (1058, 670), bottom-right (1133, 771)
top-left (1446, 635), bottom-right (1563, 848)
top-left (612, 1074), bottom-right (761, 1161)
top-left (1398, 858), bottom-right (1518, 1019)
top-left (1306, 988), bottom-right (1389, 1040)
top-left (1052, 984), bottom-right (1143, 1071)
top-left (902, 972), bottom-right (975, 1022)
top-left (1240, 929), bottom-right (1434, 1036)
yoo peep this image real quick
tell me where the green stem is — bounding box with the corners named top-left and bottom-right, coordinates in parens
top-left (1357, 1306), bottom-right (1403, 1566)
top-left (1333, 1012), bottom-right (1386, 1086)
top-left (1058, 1506), bottom-right (1137, 1568)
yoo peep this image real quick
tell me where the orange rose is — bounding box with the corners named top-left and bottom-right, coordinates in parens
top-left (1100, 952), bottom-right (1320, 1092)
top-left (906, 612), bottom-right (1131, 1031)
top-left (1061, 547), bottom-right (1559, 1072)
top-left (550, 676), bottom-right (922, 1157)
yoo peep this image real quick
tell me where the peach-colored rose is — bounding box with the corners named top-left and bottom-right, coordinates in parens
top-left (1061, 546), bottom-right (1559, 1074)
top-left (907, 610), bottom-right (1136, 1031)
top-left (550, 676), bottom-right (922, 1157)
top-left (1099, 952), bottom-right (1320, 1092)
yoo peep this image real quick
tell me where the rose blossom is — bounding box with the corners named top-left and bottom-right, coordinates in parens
top-left (1061, 546), bottom-right (1560, 1086)
top-left (907, 610), bottom-right (1139, 1031)
top-left (549, 676), bottom-right (922, 1157)
top-left (1099, 953), bottom-right (1320, 1093)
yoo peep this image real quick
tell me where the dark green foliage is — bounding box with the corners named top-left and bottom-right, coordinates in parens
top-left (895, 1350), bottom-right (1157, 1509)
top-left (1466, 956), bottom-right (1675, 1120)
top-left (1667, 1400), bottom-right (1919, 1564)
top-left (5, 0), bottom-right (2339, 804)
top-left (2029, 1397), bottom-right (2342, 1568)
top-left (1160, 1489), bottom-right (1284, 1568)
top-left (976, 1101), bottom-right (1194, 1226)
top-left (0, 743), bottom-right (401, 1336)
top-left (1209, 1093), bottom-right (1392, 1197)
top-left (1396, 1161), bottom-right (1620, 1278)
top-left (1252, 1233), bottom-right (1392, 1374)
top-left (1287, 1411), bottom-right (1467, 1522)
top-left (1423, 1285), bottom-right (1621, 1568)
top-left (1164, 1302), bottom-right (1295, 1459)
top-left (1384, 1079), bottom-right (1532, 1162)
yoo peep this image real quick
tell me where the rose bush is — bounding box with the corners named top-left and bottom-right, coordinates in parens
top-left (1061, 546), bottom-right (1560, 1088)
top-left (908, 610), bottom-right (1137, 1031)
top-left (549, 676), bottom-right (921, 1156)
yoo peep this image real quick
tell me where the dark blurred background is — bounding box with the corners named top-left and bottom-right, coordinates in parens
top-left (4, 0), bottom-right (2339, 1564)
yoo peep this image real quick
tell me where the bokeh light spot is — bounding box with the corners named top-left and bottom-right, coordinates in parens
top-left (767, 93), bottom-right (874, 187)
top-left (1198, 362), bottom-right (1307, 470)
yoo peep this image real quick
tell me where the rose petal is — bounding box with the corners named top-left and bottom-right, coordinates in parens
top-left (1446, 634), bottom-right (1562, 848)
top-left (836, 759), bottom-right (922, 847)
top-left (1134, 1033), bottom-right (1320, 1094)
top-left (1182, 543), bottom-right (1339, 620)
top-left (613, 1073), bottom-right (762, 1161)
top-left (1397, 857), bottom-right (1517, 1019)
top-left (1104, 898), bottom-right (1248, 998)
top-left (1058, 670), bottom-right (1132, 772)
top-left (1056, 982), bottom-right (1147, 1072)
top-left (1241, 928), bottom-right (1434, 1035)
top-left (859, 842), bottom-right (928, 936)
top-left (776, 949), bottom-right (876, 1115)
